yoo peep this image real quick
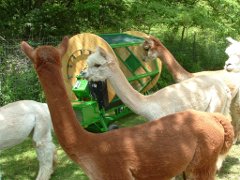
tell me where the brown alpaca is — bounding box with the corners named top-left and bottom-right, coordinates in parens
top-left (21, 37), bottom-right (234, 180)
top-left (143, 36), bottom-right (240, 141)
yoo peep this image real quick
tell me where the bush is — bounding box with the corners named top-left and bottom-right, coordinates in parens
top-left (0, 50), bottom-right (44, 106)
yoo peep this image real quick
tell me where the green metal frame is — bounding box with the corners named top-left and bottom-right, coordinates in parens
top-left (99, 33), bottom-right (144, 48)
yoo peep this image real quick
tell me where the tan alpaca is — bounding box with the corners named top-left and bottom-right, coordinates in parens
top-left (21, 37), bottom-right (234, 180)
top-left (143, 36), bottom-right (240, 141)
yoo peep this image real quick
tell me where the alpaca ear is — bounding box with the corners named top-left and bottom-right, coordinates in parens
top-left (58, 36), bottom-right (69, 57)
top-left (96, 46), bottom-right (107, 59)
top-left (96, 46), bottom-right (115, 65)
top-left (144, 37), bottom-right (154, 48)
top-left (226, 37), bottom-right (238, 44)
top-left (142, 36), bottom-right (152, 50)
top-left (21, 41), bottom-right (35, 63)
top-left (144, 37), bottom-right (151, 43)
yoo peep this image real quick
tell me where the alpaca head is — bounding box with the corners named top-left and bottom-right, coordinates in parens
top-left (82, 46), bottom-right (114, 81)
top-left (224, 37), bottom-right (240, 72)
top-left (142, 36), bottom-right (162, 61)
top-left (21, 37), bottom-right (69, 68)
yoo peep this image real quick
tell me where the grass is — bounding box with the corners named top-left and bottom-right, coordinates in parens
top-left (0, 114), bottom-right (239, 180)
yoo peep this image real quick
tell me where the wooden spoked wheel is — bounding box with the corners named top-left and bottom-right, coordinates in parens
top-left (62, 32), bottom-right (162, 102)
top-left (62, 33), bottom-right (117, 101)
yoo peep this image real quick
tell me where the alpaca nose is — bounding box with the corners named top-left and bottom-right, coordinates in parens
top-left (224, 60), bottom-right (234, 72)
top-left (80, 70), bottom-right (88, 78)
top-left (225, 62), bottom-right (230, 67)
top-left (224, 59), bottom-right (232, 67)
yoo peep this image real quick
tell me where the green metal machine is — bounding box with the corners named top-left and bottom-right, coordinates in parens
top-left (72, 74), bottom-right (131, 132)
top-left (70, 33), bottom-right (161, 133)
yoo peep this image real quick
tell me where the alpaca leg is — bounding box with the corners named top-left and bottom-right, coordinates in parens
top-left (32, 116), bottom-right (56, 180)
top-left (35, 141), bottom-right (56, 180)
top-left (207, 86), bottom-right (231, 119)
top-left (222, 88), bottom-right (232, 117)
top-left (185, 162), bottom-right (216, 180)
top-left (230, 91), bottom-right (240, 143)
top-left (187, 166), bottom-right (216, 180)
top-left (193, 173), bottom-right (215, 180)
top-left (216, 154), bottom-right (227, 171)
top-left (185, 173), bottom-right (215, 180)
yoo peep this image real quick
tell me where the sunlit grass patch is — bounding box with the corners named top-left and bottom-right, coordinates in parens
top-left (0, 139), bottom-right (39, 179)
top-left (217, 141), bottom-right (240, 180)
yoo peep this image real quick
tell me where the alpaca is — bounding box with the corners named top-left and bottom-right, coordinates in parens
top-left (21, 36), bottom-right (235, 180)
top-left (223, 37), bottom-right (240, 141)
top-left (0, 100), bottom-right (56, 180)
top-left (143, 36), bottom-right (240, 141)
top-left (224, 37), bottom-right (240, 73)
top-left (83, 47), bottom-right (231, 121)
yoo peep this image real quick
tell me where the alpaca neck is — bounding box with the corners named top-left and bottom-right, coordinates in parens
top-left (36, 63), bottom-right (91, 161)
top-left (108, 64), bottom-right (146, 115)
top-left (156, 45), bottom-right (193, 82)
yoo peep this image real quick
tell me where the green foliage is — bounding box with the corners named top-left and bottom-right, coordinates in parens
top-left (0, 0), bottom-right (239, 38)
top-left (1, 68), bottom-right (43, 105)
top-left (0, 0), bottom-right (240, 103)
top-left (127, 0), bottom-right (240, 37)
top-left (157, 66), bottom-right (175, 88)
top-left (0, 52), bottom-right (44, 106)
top-left (0, 0), bottom-right (130, 38)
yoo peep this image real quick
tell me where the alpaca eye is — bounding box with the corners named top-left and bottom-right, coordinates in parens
top-left (94, 64), bottom-right (101, 68)
top-left (143, 46), bottom-right (150, 51)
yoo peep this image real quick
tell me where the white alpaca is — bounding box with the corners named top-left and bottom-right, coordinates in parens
top-left (84, 47), bottom-right (231, 119)
top-left (224, 37), bottom-right (240, 141)
top-left (143, 36), bottom-right (240, 141)
top-left (0, 100), bottom-right (56, 180)
top-left (224, 37), bottom-right (240, 72)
